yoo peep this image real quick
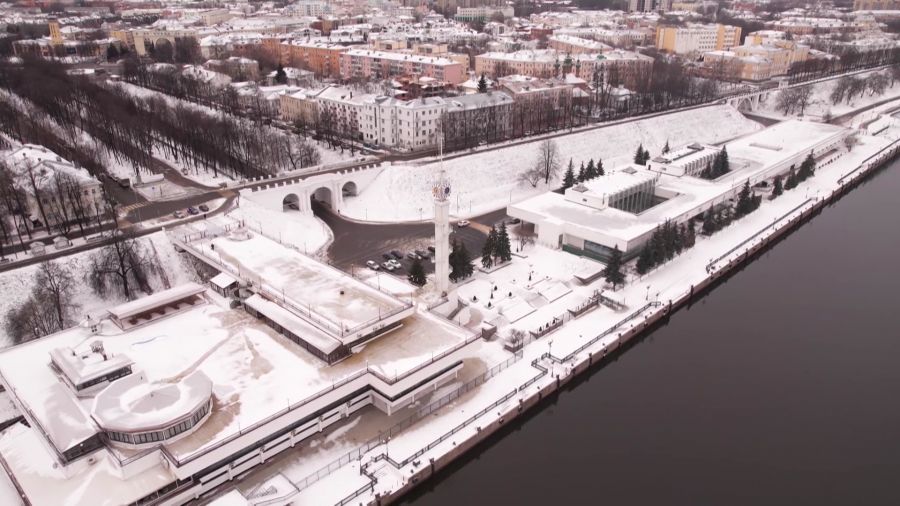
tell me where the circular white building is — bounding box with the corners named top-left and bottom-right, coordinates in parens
top-left (92, 370), bottom-right (213, 448)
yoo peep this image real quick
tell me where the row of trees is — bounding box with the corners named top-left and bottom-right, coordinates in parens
top-left (481, 222), bottom-right (512, 269)
top-left (561, 158), bottom-right (605, 190)
top-left (6, 231), bottom-right (164, 344)
top-left (636, 220), bottom-right (697, 275)
top-left (1, 58), bottom-right (319, 183)
top-left (830, 72), bottom-right (892, 106)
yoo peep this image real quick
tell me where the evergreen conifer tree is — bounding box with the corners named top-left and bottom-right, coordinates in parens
top-left (634, 144), bottom-right (646, 165)
top-left (735, 180), bottom-right (753, 217)
top-left (702, 206), bottom-right (718, 235)
top-left (562, 159), bottom-right (576, 189)
top-left (785, 166), bottom-right (798, 190)
top-left (477, 74), bottom-right (488, 93)
top-left (449, 239), bottom-right (461, 282)
top-left (585, 159), bottom-right (596, 179)
top-left (496, 222), bottom-right (512, 262)
top-left (457, 241), bottom-right (474, 279)
top-left (798, 152), bottom-right (815, 181)
top-left (636, 243), bottom-right (653, 274)
top-left (275, 63), bottom-right (287, 84)
top-left (597, 158), bottom-right (604, 176)
top-left (643, 147), bottom-right (650, 164)
top-left (773, 175), bottom-right (784, 197)
top-left (684, 222), bottom-right (696, 248)
top-left (577, 161), bottom-right (586, 182)
top-left (408, 258), bottom-right (427, 286)
top-left (662, 140), bottom-right (670, 154)
top-left (482, 227), bottom-right (496, 268)
top-left (603, 245), bottom-right (625, 289)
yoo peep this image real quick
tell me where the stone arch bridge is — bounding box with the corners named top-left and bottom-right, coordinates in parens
top-left (242, 164), bottom-right (383, 215)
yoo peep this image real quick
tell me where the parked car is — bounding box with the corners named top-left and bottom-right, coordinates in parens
top-left (366, 260), bottom-right (380, 270)
top-left (382, 253), bottom-right (393, 261)
top-left (427, 246), bottom-right (435, 253)
top-left (381, 261), bottom-right (395, 271)
top-left (388, 259), bottom-right (402, 270)
top-left (509, 217), bottom-right (521, 224)
top-left (406, 251), bottom-right (422, 261)
top-left (173, 210), bottom-right (185, 219)
top-left (415, 249), bottom-right (430, 259)
top-left (187, 206), bottom-right (200, 215)
top-left (198, 204), bottom-right (210, 212)
top-left (456, 220), bottom-right (470, 228)
top-left (390, 250), bottom-right (403, 259)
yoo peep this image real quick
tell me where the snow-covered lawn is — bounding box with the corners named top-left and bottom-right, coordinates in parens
top-left (341, 105), bottom-right (761, 222)
top-left (756, 68), bottom-right (900, 121)
top-left (0, 231), bottom-right (201, 349)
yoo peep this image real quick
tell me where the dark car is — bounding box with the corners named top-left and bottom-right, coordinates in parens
top-left (415, 249), bottom-right (430, 259)
top-left (509, 217), bottom-right (521, 224)
top-left (427, 246), bottom-right (435, 253)
top-left (198, 204), bottom-right (210, 212)
top-left (390, 250), bottom-right (403, 259)
top-left (382, 253), bottom-right (393, 261)
top-left (187, 206), bottom-right (200, 215)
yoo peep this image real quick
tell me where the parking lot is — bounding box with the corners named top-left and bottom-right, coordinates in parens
top-left (313, 203), bottom-right (505, 278)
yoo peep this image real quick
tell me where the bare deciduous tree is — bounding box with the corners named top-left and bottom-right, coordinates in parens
top-left (535, 139), bottom-right (561, 184)
top-left (88, 231), bottom-right (154, 299)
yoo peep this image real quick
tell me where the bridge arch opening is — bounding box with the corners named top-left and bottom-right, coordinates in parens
top-left (311, 186), bottom-right (334, 208)
top-left (736, 97), bottom-right (753, 112)
top-left (283, 193), bottom-right (300, 212)
top-left (341, 181), bottom-right (358, 197)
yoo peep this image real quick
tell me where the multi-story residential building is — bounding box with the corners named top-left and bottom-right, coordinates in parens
top-left (454, 6), bottom-right (515, 22)
top-left (339, 49), bottom-right (466, 85)
top-left (475, 49), bottom-right (653, 90)
top-left (288, 0), bottom-right (333, 17)
top-left (441, 92), bottom-right (515, 149)
top-left (280, 86), bottom-right (329, 125)
top-left (360, 96), bottom-right (448, 150)
top-left (284, 41), bottom-right (349, 78)
top-left (2, 144), bottom-right (104, 230)
top-left (629, 0), bottom-right (672, 12)
top-left (656, 23), bottom-right (742, 55)
top-left (548, 35), bottom-right (613, 54)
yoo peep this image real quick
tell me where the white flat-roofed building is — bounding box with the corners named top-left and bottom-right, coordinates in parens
top-left (0, 278), bottom-right (475, 505)
top-left (647, 143), bottom-right (720, 177)
top-left (106, 282), bottom-right (207, 330)
top-left (509, 120), bottom-right (850, 261)
top-left (49, 345), bottom-right (134, 397)
top-left (564, 166), bottom-right (660, 213)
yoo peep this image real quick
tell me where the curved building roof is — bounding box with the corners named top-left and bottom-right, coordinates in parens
top-left (92, 370), bottom-right (213, 434)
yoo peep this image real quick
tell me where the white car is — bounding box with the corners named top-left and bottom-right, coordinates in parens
top-left (381, 261), bottom-right (395, 271)
top-left (456, 220), bottom-right (470, 228)
top-left (366, 260), bottom-right (380, 270)
top-left (388, 259), bottom-right (402, 270)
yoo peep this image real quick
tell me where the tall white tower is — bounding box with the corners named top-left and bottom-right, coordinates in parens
top-left (432, 169), bottom-right (451, 294)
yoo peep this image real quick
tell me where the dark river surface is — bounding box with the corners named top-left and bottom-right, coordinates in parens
top-left (401, 161), bottom-right (900, 505)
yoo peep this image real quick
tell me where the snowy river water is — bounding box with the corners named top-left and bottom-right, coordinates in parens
top-left (400, 160), bottom-right (900, 504)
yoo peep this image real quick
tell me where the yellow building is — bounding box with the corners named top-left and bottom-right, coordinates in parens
top-left (656, 24), bottom-right (741, 55)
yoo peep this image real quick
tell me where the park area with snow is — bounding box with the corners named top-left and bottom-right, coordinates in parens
top-left (0, 232), bottom-right (200, 349)
top-left (755, 68), bottom-right (900, 121)
top-left (340, 105), bottom-right (762, 222)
